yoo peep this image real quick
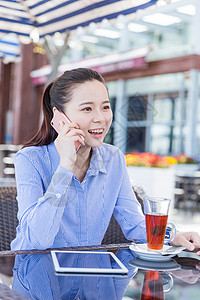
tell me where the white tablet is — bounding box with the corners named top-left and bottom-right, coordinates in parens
top-left (51, 250), bottom-right (128, 276)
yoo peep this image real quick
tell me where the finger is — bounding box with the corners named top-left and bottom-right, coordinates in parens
top-left (174, 233), bottom-right (195, 251)
top-left (196, 263), bottom-right (200, 269)
top-left (71, 135), bottom-right (85, 146)
top-left (196, 250), bottom-right (200, 256)
top-left (68, 122), bottom-right (80, 129)
top-left (67, 128), bottom-right (85, 138)
top-left (190, 233), bottom-right (200, 246)
top-left (59, 124), bottom-right (84, 138)
top-left (182, 239), bottom-right (195, 252)
top-left (58, 121), bottom-right (70, 135)
top-left (185, 232), bottom-right (200, 249)
top-left (58, 125), bottom-right (74, 136)
top-left (59, 121), bottom-right (79, 131)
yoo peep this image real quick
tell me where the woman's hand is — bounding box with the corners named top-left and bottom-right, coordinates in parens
top-left (170, 257), bottom-right (200, 284)
top-left (170, 268), bottom-right (200, 284)
top-left (170, 231), bottom-right (200, 255)
top-left (54, 121), bottom-right (85, 170)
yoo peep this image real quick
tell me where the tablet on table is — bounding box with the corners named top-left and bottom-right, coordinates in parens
top-left (51, 250), bottom-right (128, 276)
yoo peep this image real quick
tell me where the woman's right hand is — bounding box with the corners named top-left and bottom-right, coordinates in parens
top-left (54, 121), bottom-right (85, 170)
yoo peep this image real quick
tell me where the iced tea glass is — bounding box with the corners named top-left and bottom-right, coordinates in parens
top-left (143, 197), bottom-right (176, 250)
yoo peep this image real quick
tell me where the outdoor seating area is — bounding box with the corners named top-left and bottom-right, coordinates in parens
top-left (1, 0), bottom-right (200, 299)
top-left (0, 182), bottom-right (146, 251)
top-left (174, 172), bottom-right (200, 213)
top-left (0, 153), bottom-right (199, 252)
top-left (0, 145), bottom-right (21, 186)
top-left (0, 180), bottom-right (199, 299)
top-left (0, 186), bottom-right (18, 251)
top-left (1, 159), bottom-right (200, 255)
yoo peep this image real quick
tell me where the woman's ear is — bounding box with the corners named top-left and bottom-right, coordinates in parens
top-left (53, 107), bottom-right (57, 114)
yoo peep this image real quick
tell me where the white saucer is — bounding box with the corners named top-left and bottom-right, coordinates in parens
top-left (129, 257), bottom-right (181, 271)
top-left (129, 243), bottom-right (185, 262)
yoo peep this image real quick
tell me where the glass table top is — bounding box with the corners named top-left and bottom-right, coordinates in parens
top-left (0, 246), bottom-right (199, 299)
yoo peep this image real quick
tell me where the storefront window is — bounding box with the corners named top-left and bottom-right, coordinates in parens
top-left (104, 81), bottom-right (116, 145)
top-left (127, 94), bottom-right (147, 121)
top-left (150, 125), bottom-right (171, 155)
top-left (150, 124), bottom-right (182, 155)
top-left (153, 94), bottom-right (177, 122)
top-left (126, 127), bottom-right (146, 153)
top-left (104, 127), bottom-right (114, 145)
top-left (109, 97), bottom-right (116, 121)
top-left (124, 83), bottom-right (187, 155)
top-left (104, 96), bottom-right (115, 145)
top-left (153, 92), bottom-right (187, 123)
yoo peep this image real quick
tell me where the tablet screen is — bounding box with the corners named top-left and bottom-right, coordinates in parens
top-left (51, 250), bottom-right (128, 276)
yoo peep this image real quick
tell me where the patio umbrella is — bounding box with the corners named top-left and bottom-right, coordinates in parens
top-left (0, 0), bottom-right (158, 43)
top-left (0, 33), bottom-right (21, 63)
top-left (0, 0), bottom-right (159, 79)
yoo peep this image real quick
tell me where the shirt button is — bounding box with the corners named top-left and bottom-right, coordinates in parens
top-left (56, 193), bottom-right (61, 199)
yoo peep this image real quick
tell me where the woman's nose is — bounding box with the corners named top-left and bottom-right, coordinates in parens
top-left (92, 110), bottom-right (105, 122)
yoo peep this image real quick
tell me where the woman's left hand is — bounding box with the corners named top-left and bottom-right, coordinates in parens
top-left (170, 231), bottom-right (200, 255)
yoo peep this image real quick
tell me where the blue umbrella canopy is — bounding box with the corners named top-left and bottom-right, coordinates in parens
top-left (0, 33), bottom-right (21, 63)
top-left (0, 0), bottom-right (158, 43)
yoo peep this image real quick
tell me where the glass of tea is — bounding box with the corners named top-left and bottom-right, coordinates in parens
top-left (143, 197), bottom-right (176, 251)
top-left (141, 270), bottom-right (173, 300)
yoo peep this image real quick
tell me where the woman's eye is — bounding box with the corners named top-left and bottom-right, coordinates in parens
top-left (103, 105), bottom-right (110, 110)
top-left (83, 107), bottom-right (92, 111)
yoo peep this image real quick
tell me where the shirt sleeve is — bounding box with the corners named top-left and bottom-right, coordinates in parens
top-left (14, 152), bottom-right (74, 249)
top-left (13, 254), bottom-right (61, 299)
top-left (113, 153), bottom-right (147, 243)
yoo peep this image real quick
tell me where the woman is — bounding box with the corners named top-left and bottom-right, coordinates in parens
top-left (11, 68), bottom-right (200, 253)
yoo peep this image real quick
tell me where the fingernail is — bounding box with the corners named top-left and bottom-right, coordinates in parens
top-left (189, 245), bottom-right (195, 251)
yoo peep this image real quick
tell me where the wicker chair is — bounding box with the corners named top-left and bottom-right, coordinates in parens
top-left (0, 186), bottom-right (18, 251)
top-left (0, 184), bottom-right (146, 250)
top-left (101, 183), bottom-right (146, 244)
top-left (0, 144), bottom-right (21, 178)
top-left (174, 174), bottom-right (200, 213)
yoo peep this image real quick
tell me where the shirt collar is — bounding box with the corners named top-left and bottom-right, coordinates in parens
top-left (49, 142), bottom-right (107, 175)
top-left (89, 147), bottom-right (107, 174)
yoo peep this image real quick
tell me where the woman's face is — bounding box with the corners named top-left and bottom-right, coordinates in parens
top-left (64, 80), bottom-right (113, 148)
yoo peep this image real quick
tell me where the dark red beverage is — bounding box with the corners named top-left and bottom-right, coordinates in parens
top-left (145, 213), bottom-right (168, 250)
top-left (141, 270), bottom-right (164, 300)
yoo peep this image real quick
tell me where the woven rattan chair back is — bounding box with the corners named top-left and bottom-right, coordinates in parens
top-left (0, 184), bottom-right (146, 250)
top-left (0, 186), bottom-right (18, 251)
top-left (102, 184), bottom-right (146, 244)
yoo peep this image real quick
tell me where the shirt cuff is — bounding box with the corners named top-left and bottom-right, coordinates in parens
top-left (38, 165), bottom-right (74, 205)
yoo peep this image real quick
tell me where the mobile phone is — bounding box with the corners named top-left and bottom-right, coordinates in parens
top-left (51, 109), bottom-right (83, 152)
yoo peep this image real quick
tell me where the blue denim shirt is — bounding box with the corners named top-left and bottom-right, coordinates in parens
top-left (11, 142), bottom-right (146, 250)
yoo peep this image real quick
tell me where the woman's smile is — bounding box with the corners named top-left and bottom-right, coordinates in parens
top-left (88, 128), bottom-right (105, 138)
top-left (64, 80), bottom-right (113, 148)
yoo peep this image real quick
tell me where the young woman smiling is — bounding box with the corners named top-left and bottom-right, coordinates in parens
top-left (11, 68), bottom-right (200, 254)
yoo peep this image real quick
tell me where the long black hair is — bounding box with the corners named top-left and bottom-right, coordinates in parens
top-left (23, 68), bottom-right (107, 147)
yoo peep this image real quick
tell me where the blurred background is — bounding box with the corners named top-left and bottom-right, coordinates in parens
top-left (0, 0), bottom-right (200, 230)
top-left (1, 0), bottom-right (200, 156)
